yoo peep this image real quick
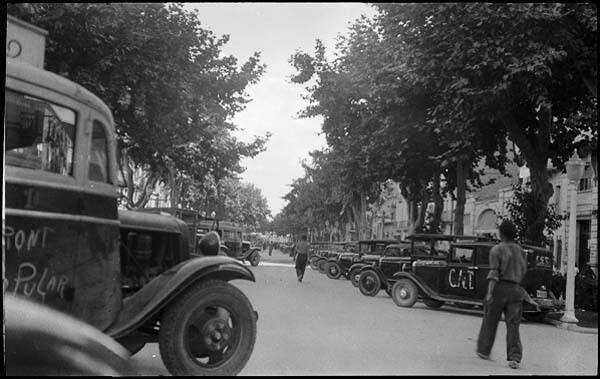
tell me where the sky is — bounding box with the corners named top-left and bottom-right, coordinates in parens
top-left (183, 3), bottom-right (377, 217)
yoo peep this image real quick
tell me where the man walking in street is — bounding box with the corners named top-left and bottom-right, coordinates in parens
top-left (477, 220), bottom-right (527, 369)
top-left (293, 235), bottom-right (309, 282)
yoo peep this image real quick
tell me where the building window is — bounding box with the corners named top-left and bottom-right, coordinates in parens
top-left (578, 165), bottom-right (593, 192)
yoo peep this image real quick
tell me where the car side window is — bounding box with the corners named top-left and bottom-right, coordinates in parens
top-left (477, 247), bottom-right (491, 266)
top-left (451, 247), bottom-right (474, 263)
top-left (89, 120), bottom-right (110, 183)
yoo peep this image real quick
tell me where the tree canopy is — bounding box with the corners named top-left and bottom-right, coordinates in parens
top-left (8, 3), bottom-right (270, 212)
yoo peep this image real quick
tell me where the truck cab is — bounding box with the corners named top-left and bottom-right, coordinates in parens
top-left (4, 15), bottom-right (257, 375)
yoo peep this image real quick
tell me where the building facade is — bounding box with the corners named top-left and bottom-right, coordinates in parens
top-left (369, 154), bottom-right (598, 275)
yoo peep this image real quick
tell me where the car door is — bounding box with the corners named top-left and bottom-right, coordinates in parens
top-left (440, 245), bottom-right (477, 300)
top-left (474, 246), bottom-right (492, 300)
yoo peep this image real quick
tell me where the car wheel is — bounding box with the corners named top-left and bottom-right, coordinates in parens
top-left (249, 253), bottom-right (260, 267)
top-left (326, 263), bottom-right (342, 279)
top-left (358, 270), bottom-right (381, 297)
top-left (309, 257), bottom-right (320, 270)
top-left (391, 279), bottom-right (418, 308)
top-left (349, 267), bottom-right (362, 287)
top-left (423, 299), bottom-right (444, 308)
top-left (522, 310), bottom-right (549, 323)
top-left (317, 259), bottom-right (328, 273)
top-left (159, 280), bottom-right (256, 376)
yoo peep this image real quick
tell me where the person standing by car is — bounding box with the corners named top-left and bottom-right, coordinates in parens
top-left (293, 235), bottom-right (310, 282)
top-left (476, 220), bottom-right (527, 369)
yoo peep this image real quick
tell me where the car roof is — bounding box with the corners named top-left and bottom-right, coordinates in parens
top-left (407, 234), bottom-right (494, 241)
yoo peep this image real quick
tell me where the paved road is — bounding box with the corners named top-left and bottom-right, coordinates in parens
top-left (130, 250), bottom-right (598, 375)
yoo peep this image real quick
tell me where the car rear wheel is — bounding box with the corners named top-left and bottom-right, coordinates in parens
top-left (349, 267), bottom-right (362, 287)
top-left (423, 299), bottom-right (444, 308)
top-left (249, 253), bottom-right (260, 267)
top-left (326, 262), bottom-right (342, 279)
top-left (391, 279), bottom-right (418, 308)
top-left (309, 257), bottom-right (320, 270)
top-left (317, 259), bottom-right (328, 273)
top-left (358, 270), bottom-right (381, 297)
top-left (159, 280), bottom-right (256, 376)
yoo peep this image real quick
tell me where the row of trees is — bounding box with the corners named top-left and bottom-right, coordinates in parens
top-left (276, 3), bottom-right (596, 244)
top-left (9, 3), bottom-right (272, 229)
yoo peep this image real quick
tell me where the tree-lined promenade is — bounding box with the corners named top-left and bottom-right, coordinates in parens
top-left (274, 3), bottom-right (596, 246)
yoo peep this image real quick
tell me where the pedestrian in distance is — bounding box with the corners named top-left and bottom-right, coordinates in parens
top-left (293, 235), bottom-right (309, 282)
top-left (476, 220), bottom-right (527, 369)
top-left (269, 242), bottom-right (273, 256)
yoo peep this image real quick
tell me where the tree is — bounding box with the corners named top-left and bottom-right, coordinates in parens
top-left (503, 184), bottom-right (564, 245)
top-left (8, 3), bottom-right (269, 209)
top-left (375, 3), bottom-right (597, 243)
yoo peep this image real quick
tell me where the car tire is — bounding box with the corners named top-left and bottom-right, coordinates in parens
top-left (358, 270), bottom-right (381, 297)
top-left (326, 262), bottom-right (342, 279)
top-left (423, 299), bottom-right (444, 308)
top-left (317, 259), bottom-right (328, 274)
top-left (391, 279), bottom-right (418, 308)
top-left (249, 253), bottom-right (260, 267)
top-left (349, 267), bottom-right (362, 287)
top-left (309, 257), bottom-right (320, 270)
top-left (522, 310), bottom-right (549, 323)
top-left (158, 280), bottom-right (256, 376)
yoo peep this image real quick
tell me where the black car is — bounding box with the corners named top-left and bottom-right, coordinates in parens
top-left (339, 239), bottom-right (399, 286)
top-left (357, 234), bottom-right (487, 296)
top-left (388, 239), bottom-right (558, 322)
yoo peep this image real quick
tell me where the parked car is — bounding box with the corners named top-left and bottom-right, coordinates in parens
top-left (308, 242), bottom-right (336, 272)
top-left (357, 242), bottom-right (413, 296)
top-left (4, 16), bottom-right (257, 376)
top-left (357, 234), bottom-right (488, 296)
top-left (344, 240), bottom-right (400, 286)
top-left (388, 239), bottom-right (559, 322)
top-left (323, 241), bottom-right (359, 279)
top-left (241, 240), bottom-right (261, 266)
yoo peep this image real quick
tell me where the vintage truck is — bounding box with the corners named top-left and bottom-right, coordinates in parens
top-left (4, 15), bottom-right (257, 376)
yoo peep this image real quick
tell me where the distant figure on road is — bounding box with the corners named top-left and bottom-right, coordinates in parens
top-left (477, 220), bottom-right (527, 370)
top-left (293, 235), bottom-right (309, 282)
top-left (269, 242), bottom-right (273, 256)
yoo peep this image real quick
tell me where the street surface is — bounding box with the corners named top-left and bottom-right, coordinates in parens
top-left (130, 249), bottom-right (598, 375)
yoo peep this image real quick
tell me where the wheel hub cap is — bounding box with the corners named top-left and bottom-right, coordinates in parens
top-left (399, 288), bottom-right (408, 298)
top-left (202, 318), bottom-right (231, 352)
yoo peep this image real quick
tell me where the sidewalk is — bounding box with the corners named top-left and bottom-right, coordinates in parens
top-left (545, 309), bottom-right (598, 334)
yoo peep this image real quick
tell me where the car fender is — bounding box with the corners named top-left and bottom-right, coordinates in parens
top-left (105, 256), bottom-right (255, 339)
top-left (359, 265), bottom-right (384, 280)
top-left (389, 271), bottom-right (438, 300)
top-left (348, 263), bottom-right (367, 273)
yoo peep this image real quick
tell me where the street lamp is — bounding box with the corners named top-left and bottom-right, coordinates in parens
top-left (560, 150), bottom-right (585, 324)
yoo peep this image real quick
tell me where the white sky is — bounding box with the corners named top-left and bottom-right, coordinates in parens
top-left (183, 3), bottom-right (376, 216)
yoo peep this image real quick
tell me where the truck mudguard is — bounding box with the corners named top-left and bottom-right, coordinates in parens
top-left (105, 256), bottom-right (255, 338)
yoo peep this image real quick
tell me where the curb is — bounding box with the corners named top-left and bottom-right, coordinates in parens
top-left (544, 317), bottom-right (598, 334)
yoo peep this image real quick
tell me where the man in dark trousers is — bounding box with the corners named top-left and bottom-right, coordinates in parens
top-left (293, 235), bottom-right (309, 282)
top-left (477, 220), bottom-right (527, 369)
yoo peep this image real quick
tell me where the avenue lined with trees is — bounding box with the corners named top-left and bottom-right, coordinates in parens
top-left (280, 3), bottom-right (596, 245)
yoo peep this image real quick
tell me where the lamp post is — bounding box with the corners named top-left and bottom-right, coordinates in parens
top-left (561, 150), bottom-right (585, 324)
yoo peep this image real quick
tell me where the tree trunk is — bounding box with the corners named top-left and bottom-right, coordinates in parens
top-left (454, 158), bottom-right (467, 235)
top-left (414, 185), bottom-right (429, 233)
top-left (431, 173), bottom-right (443, 233)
